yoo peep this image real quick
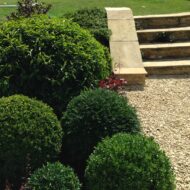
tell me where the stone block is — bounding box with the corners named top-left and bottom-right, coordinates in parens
top-left (110, 42), bottom-right (143, 68)
top-left (108, 19), bottom-right (138, 41)
top-left (106, 7), bottom-right (133, 20)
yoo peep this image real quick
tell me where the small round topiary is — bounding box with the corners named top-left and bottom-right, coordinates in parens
top-left (85, 133), bottom-right (176, 190)
top-left (0, 95), bottom-right (63, 189)
top-left (27, 162), bottom-right (81, 190)
top-left (61, 89), bottom-right (140, 177)
top-left (0, 15), bottom-right (111, 116)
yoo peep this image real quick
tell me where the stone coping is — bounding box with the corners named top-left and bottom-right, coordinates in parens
top-left (140, 42), bottom-right (190, 49)
top-left (134, 12), bottom-right (190, 19)
top-left (144, 59), bottom-right (190, 67)
top-left (137, 26), bottom-right (190, 32)
top-left (114, 68), bottom-right (147, 74)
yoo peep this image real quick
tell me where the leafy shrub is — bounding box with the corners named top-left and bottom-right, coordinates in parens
top-left (64, 8), bottom-right (110, 47)
top-left (27, 162), bottom-right (81, 190)
top-left (0, 16), bottom-right (111, 116)
top-left (99, 72), bottom-right (127, 91)
top-left (7, 0), bottom-right (52, 20)
top-left (85, 133), bottom-right (176, 190)
top-left (0, 95), bottom-right (62, 189)
top-left (62, 89), bottom-right (140, 177)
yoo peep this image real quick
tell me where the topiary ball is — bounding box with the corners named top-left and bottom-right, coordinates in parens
top-left (27, 162), bottom-right (81, 190)
top-left (0, 15), bottom-right (111, 117)
top-left (85, 133), bottom-right (176, 190)
top-left (0, 95), bottom-right (62, 189)
top-left (61, 89), bottom-right (140, 177)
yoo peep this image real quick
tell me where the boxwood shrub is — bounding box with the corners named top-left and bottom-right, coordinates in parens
top-left (0, 15), bottom-right (111, 116)
top-left (61, 89), bottom-right (140, 177)
top-left (64, 8), bottom-right (110, 47)
top-left (0, 95), bottom-right (62, 189)
top-left (85, 133), bottom-right (176, 190)
top-left (27, 162), bottom-right (81, 190)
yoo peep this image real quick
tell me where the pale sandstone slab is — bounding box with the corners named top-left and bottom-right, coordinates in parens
top-left (106, 7), bottom-right (147, 84)
top-left (144, 60), bottom-right (190, 75)
top-left (108, 19), bottom-right (138, 41)
top-left (114, 67), bottom-right (147, 74)
top-left (134, 12), bottom-right (190, 19)
top-left (137, 26), bottom-right (190, 32)
top-left (110, 42), bottom-right (143, 68)
top-left (114, 68), bottom-right (146, 84)
top-left (144, 59), bottom-right (190, 67)
top-left (106, 7), bottom-right (133, 20)
top-left (135, 12), bottom-right (190, 29)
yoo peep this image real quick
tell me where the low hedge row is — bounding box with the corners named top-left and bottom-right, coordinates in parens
top-left (64, 8), bottom-right (110, 47)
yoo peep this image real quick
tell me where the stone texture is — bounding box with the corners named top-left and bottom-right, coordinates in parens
top-left (141, 43), bottom-right (190, 60)
top-left (135, 18), bottom-right (179, 29)
top-left (114, 68), bottom-right (147, 85)
top-left (106, 7), bottom-right (147, 84)
top-left (137, 27), bottom-right (190, 44)
top-left (108, 19), bottom-right (138, 41)
top-left (110, 42), bottom-right (143, 68)
top-left (136, 12), bottom-right (190, 76)
top-left (135, 13), bottom-right (190, 30)
top-left (106, 7), bottom-right (133, 20)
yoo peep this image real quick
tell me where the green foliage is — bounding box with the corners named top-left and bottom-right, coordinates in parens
top-left (64, 8), bottom-right (110, 47)
top-left (85, 133), bottom-right (176, 190)
top-left (0, 95), bottom-right (62, 188)
top-left (27, 162), bottom-right (81, 190)
top-left (61, 89), bottom-right (140, 177)
top-left (7, 0), bottom-right (52, 20)
top-left (0, 16), bottom-right (111, 116)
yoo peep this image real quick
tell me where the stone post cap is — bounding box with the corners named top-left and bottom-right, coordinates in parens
top-left (105, 7), bottom-right (133, 19)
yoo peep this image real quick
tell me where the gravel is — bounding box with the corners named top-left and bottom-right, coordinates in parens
top-left (122, 75), bottom-right (190, 190)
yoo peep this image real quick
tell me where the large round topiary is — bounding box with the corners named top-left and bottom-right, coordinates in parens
top-left (27, 162), bottom-right (81, 190)
top-left (0, 95), bottom-right (63, 189)
top-left (61, 89), bottom-right (140, 177)
top-left (0, 15), bottom-right (111, 116)
top-left (85, 133), bottom-right (176, 190)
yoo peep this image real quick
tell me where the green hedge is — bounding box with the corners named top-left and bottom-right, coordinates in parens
top-left (85, 133), bottom-right (176, 190)
top-left (0, 15), bottom-right (111, 116)
top-left (64, 8), bottom-right (110, 47)
top-left (0, 95), bottom-right (62, 188)
top-left (62, 89), bottom-right (140, 177)
top-left (27, 162), bottom-right (81, 190)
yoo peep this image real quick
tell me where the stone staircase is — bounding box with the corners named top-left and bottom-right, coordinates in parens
top-left (135, 13), bottom-right (190, 75)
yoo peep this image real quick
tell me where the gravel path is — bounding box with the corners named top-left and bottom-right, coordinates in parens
top-left (122, 75), bottom-right (190, 190)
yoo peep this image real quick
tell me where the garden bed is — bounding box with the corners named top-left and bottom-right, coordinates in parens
top-left (123, 75), bottom-right (190, 190)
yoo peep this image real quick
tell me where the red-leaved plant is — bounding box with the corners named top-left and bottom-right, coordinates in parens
top-left (99, 73), bottom-right (127, 91)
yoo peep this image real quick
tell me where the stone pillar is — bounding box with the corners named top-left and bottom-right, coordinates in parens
top-left (106, 7), bottom-right (147, 84)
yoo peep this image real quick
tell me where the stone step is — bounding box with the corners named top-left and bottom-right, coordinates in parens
top-left (144, 59), bottom-right (190, 74)
top-left (114, 68), bottom-right (147, 85)
top-left (140, 42), bottom-right (190, 60)
top-left (137, 27), bottom-right (190, 44)
top-left (135, 12), bottom-right (190, 30)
